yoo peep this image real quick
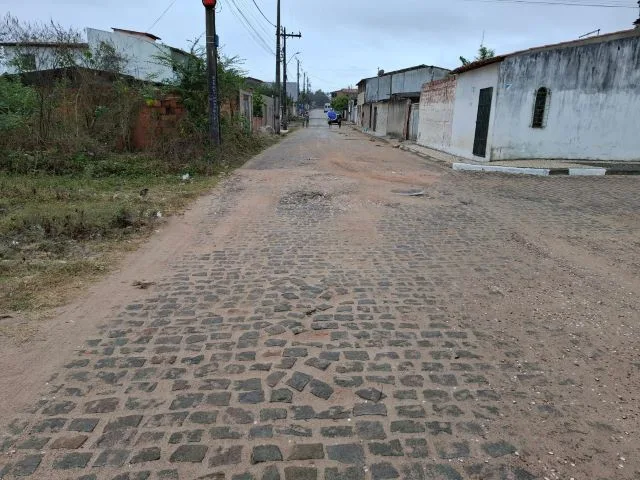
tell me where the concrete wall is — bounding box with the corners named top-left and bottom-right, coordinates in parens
top-left (0, 45), bottom-right (84, 74)
top-left (372, 102), bottom-right (388, 135)
top-left (364, 66), bottom-right (450, 103)
top-left (357, 92), bottom-right (365, 125)
top-left (417, 76), bottom-right (457, 151)
top-left (491, 33), bottom-right (640, 161)
top-left (387, 99), bottom-right (410, 138)
top-left (449, 63), bottom-right (500, 161)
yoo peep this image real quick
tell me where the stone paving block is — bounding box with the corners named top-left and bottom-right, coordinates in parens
top-left (284, 466), bottom-right (317, 480)
top-left (93, 449), bottom-right (129, 467)
top-left (209, 445), bottom-right (243, 467)
top-left (130, 447), bottom-right (161, 464)
top-left (309, 379), bottom-right (334, 399)
top-left (288, 443), bottom-right (324, 460)
top-left (326, 444), bottom-right (365, 464)
top-left (54, 452), bottom-right (93, 469)
top-left (325, 466), bottom-right (365, 480)
top-left (50, 434), bottom-right (87, 449)
top-left (251, 445), bottom-right (282, 464)
top-left (370, 462), bottom-right (399, 480)
top-left (286, 372), bottom-right (312, 391)
top-left (170, 445), bottom-right (208, 463)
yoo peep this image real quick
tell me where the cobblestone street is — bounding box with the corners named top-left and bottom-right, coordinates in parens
top-left (1, 111), bottom-right (639, 480)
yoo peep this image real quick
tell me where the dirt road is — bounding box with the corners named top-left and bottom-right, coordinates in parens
top-left (1, 109), bottom-right (639, 479)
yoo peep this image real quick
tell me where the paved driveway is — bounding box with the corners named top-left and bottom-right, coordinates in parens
top-left (1, 110), bottom-right (639, 479)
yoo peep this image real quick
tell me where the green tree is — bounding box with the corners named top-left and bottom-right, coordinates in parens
top-left (459, 45), bottom-right (495, 66)
top-left (155, 39), bottom-right (246, 133)
top-left (331, 94), bottom-right (349, 113)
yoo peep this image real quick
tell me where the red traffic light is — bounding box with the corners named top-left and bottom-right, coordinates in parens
top-left (202, 0), bottom-right (216, 7)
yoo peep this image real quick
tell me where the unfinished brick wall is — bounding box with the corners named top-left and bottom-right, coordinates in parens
top-left (131, 96), bottom-right (186, 150)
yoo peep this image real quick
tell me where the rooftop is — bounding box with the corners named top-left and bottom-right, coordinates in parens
top-left (112, 28), bottom-right (161, 41)
top-left (452, 27), bottom-right (640, 74)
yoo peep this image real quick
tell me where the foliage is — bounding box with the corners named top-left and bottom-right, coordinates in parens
top-left (0, 77), bottom-right (37, 132)
top-left (459, 45), bottom-right (496, 66)
top-left (306, 89), bottom-right (330, 108)
top-left (331, 94), bottom-right (349, 113)
top-left (154, 39), bottom-right (246, 134)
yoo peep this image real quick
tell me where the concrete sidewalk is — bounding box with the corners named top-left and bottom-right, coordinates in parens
top-left (352, 126), bottom-right (640, 176)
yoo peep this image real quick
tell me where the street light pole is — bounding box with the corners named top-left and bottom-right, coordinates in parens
top-left (203, 0), bottom-right (221, 146)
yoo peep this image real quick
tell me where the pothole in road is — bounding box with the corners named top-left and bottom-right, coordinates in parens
top-left (279, 191), bottom-right (331, 205)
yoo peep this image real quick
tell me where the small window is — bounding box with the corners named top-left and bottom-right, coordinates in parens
top-left (531, 87), bottom-right (550, 128)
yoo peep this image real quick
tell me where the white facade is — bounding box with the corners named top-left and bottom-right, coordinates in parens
top-left (416, 29), bottom-right (640, 162)
top-left (86, 28), bottom-right (178, 82)
top-left (491, 30), bottom-right (640, 161)
top-left (448, 63), bottom-right (500, 160)
top-left (0, 28), bottom-right (188, 83)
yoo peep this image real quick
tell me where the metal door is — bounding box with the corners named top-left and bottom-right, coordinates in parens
top-left (408, 103), bottom-right (419, 141)
top-left (473, 87), bottom-right (493, 157)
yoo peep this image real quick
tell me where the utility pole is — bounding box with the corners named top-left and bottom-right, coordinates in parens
top-left (280, 27), bottom-right (302, 130)
top-left (202, 0), bottom-right (220, 146)
top-left (296, 58), bottom-right (300, 112)
top-left (274, 0), bottom-right (281, 133)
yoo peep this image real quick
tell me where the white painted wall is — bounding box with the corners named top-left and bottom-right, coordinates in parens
top-left (0, 45), bottom-right (84, 74)
top-left (417, 77), bottom-right (456, 151)
top-left (449, 63), bottom-right (500, 161)
top-left (0, 29), bottom-right (183, 82)
top-left (86, 28), bottom-right (176, 82)
top-left (491, 33), bottom-right (640, 161)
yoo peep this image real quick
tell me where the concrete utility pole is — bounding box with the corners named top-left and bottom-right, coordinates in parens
top-left (297, 58), bottom-right (300, 107)
top-left (280, 27), bottom-right (302, 130)
top-left (203, 0), bottom-right (221, 146)
top-left (274, 0), bottom-right (281, 133)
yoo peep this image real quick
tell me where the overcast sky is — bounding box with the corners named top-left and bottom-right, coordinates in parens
top-left (4, 0), bottom-right (638, 91)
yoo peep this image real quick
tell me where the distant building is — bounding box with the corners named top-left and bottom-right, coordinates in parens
top-left (418, 28), bottom-right (640, 162)
top-left (357, 65), bottom-right (450, 139)
top-left (0, 27), bottom-right (190, 83)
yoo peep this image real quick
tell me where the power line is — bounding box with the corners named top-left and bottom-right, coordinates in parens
top-left (227, 0), bottom-right (275, 56)
top-left (462, 0), bottom-right (636, 7)
top-left (251, 0), bottom-right (277, 27)
top-left (229, 0), bottom-right (274, 51)
top-left (237, 0), bottom-right (273, 39)
top-left (147, 0), bottom-right (178, 31)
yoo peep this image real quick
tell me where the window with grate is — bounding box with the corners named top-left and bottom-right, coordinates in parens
top-left (531, 87), bottom-right (550, 128)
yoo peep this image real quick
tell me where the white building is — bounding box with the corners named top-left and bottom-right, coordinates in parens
top-left (0, 27), bottom-right (189, 83)
top-left (418, 28), bottom-right (640, 162)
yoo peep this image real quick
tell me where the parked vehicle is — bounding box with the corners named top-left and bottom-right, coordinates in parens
top-left (328, 112), bottom-right (342, 127)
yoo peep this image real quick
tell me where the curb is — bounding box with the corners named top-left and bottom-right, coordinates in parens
top-left (453, 163), bottom-right (609, 176)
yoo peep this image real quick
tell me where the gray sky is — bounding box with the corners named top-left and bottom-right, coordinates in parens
top-left (5, 0), bottom-right (638, 91)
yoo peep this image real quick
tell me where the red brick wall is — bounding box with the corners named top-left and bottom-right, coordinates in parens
top-left (131, 96), bottom-right (186, 150)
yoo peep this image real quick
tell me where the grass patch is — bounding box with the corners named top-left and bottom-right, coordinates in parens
top-left (0, 139), bottom-right (276, 323)
top-left (0, 169), bottom-right (218, 315)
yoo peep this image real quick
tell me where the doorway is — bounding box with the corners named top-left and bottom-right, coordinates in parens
top-left (373, 106), bottom-right (378, 132)
top-left (472, 87), bottom-right (493, 157)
